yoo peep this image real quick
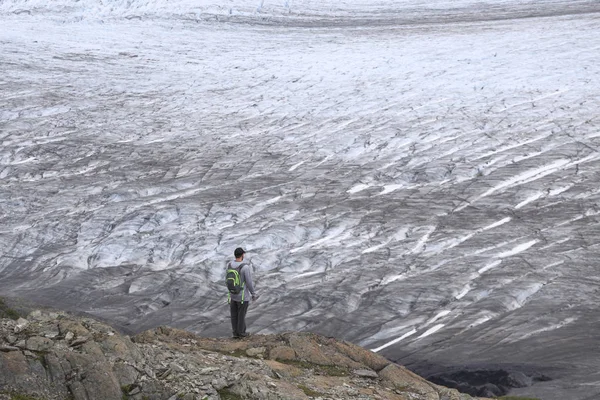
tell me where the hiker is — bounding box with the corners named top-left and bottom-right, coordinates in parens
top-left (225, 247), bottom-right (257, 338)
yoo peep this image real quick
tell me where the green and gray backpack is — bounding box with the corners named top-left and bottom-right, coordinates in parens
top-left (226, 262), bottom-right (247, 303)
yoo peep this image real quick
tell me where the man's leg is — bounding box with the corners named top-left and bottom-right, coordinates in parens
top-left (237, 301), bottom-right (250, 335)
top-left (230, 301), bottom-right (240, 337)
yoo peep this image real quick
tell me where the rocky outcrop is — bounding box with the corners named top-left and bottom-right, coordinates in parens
top-left (427, 368), bottom-right (549, 398)
top-left (0, 310), bottom-right (493, 400)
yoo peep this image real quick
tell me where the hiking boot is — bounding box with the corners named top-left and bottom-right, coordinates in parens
top-left (238, 333), bottom-right (250, 338)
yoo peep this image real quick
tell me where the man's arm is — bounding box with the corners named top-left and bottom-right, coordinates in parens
top-left (243, 265), bottom-right (256, 297)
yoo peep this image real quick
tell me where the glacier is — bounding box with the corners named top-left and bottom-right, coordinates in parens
top-left (1, 0), bottom-right (600, 398)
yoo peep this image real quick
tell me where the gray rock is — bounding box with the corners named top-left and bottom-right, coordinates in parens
top-left (169, 362), bottom-right (185, 373)
top-left (0, 350), bottom-right (69, 397)
top-left (506, 371), bottom-right (533, 388)
top-left (0, 312), bottom-right (495, 400)
top-left (25, 336), bottom-right (54, 352)
top-left (58, 320), bottom-right (89, 337)
top-left (144, 366), bottom-right (156, 379)
top-left (158, 368), bottom-right (172, 379)
top-left (43, 331), bottom-right (60, 339)
top-left (211, 377), bottom-right (228, 390)
top-left (14, 318), bottom-right (29, 333)
top-left (112, 362), bottom-right (139, 387)
top-left (268, 346), bottom-right (296, 361)
top-left (479, 383), bottom-right (502, 397)
top-left (128, 385), bottom-right (141, 395)
top-left (353, 369), bottom-right (379, 379)
top-left (199, 367), bottom-right (219, 375)
top-left (246, 346), bottom-right (266, 357)
top-left (70, 336), bottom-right (89, 347)
top-left (62, 352), bottom-right (123, 400)
top-left (65, 331), bottom-right (75, 341)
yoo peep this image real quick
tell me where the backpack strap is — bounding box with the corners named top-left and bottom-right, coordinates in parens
top-left (227, 261), bottom-right (247, 271)
top-left (237, 263), bottom-right (248, 304)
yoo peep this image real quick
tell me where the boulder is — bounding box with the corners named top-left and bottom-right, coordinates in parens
top-left (478, 383), bottom-right (502, 397)
top-left (169, 362), bottom-right (186, 373)
top-left (269, 345), bottom-right (296, 361)
top-left (211, 377), bottom-right (228, 390)
top-left (264, 360), bottom-right (304, 378)
top-left (62, 352), bottom-right (123, 400)
top-left (58, 320), bottom-right (89, 337)
top-left (0, 350), bottom-right (70, 398)
top-left (246, 346), bottom-right (267, 357)
top-left (70, 336), bottom-right (89, 347)
top-left (25, 336), bottom-right (54, 352)
top-left (100, 334), bottom-right (144, 364)
top-left (353, 369), bottom-right (379, 379)
top-left (112, 361), bottom-right (139, 387)
top-left (43, 331), bottom-right (59, 339)
top-left (0, 351), bottom-right (29, 383)
top-left (80, 341), bottom-right (106, 358)
top-left (14, 318), bottom-right (29, 333)
top-left (5, 334), bottom-right (17, 344)
top-left (504, 371), bottom-right (533, 388)
top-left (288, 334), bottom-right (331, 365)
top-left (199, 367), bottom-right (220, 375)
top-left (232, 373), bottom-right (309, 400)
top-left (332, 340), bottom-right (390, 371)
top-left (379, 364), bottom-right (440, 400)
top-left (435, 385), bottom-right (463, 400)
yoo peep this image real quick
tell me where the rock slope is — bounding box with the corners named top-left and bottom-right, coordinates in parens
top-left (0, 309), bottom-right (492, 400)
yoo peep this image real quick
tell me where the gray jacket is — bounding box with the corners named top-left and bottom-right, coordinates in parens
top-left (227, 260), bottom-right (255, 303)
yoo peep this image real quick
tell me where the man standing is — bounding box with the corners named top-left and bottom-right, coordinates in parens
top-left (226, 247), bottom-right (257, 338)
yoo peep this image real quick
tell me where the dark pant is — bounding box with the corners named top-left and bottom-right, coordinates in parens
top-left (230, 300), bottom-right (249, 336)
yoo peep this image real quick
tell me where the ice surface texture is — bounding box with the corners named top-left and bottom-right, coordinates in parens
top-left (1, 1), bottom-right (600, 399)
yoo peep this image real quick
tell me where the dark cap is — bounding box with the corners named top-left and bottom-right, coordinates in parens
top-left (234, 247), bottom-right (246, 258)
